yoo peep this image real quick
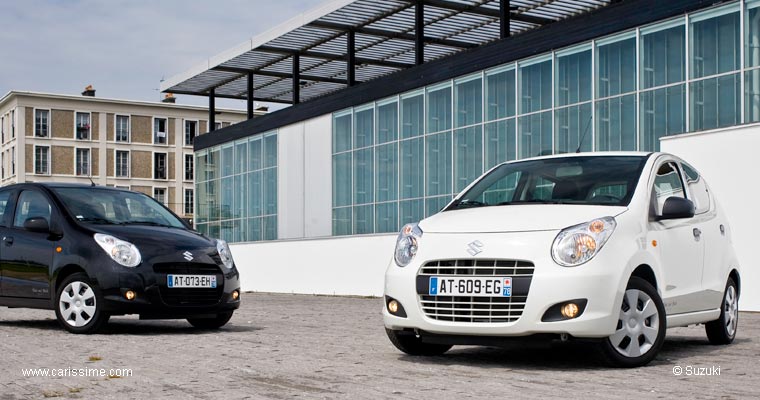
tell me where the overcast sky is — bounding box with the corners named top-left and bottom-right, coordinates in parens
top-left (0, 0), bottom-right (325, 110)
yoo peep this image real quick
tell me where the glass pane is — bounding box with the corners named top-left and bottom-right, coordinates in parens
top-left (597, 38), bottom-right (636, 97)
top-left (248, 171), bottom-right (262, 217)
top-left (485, 119), bottom-right (516, 169)
top-left (518, 111), bottom-right (552, 159)
top-left (235, 174), bottom-right (247, 219)
top-left (220, 220), bottom-right (233, 242)
top-left (221, 145), bottom-right (233, 177)
top-left (691, 11), bottom-right (740, 78)
top-left (196, 182), bottom-right (208, 223)
top-left (332, 207), bottom-right (352, 236)
top-left (427, 86), bottom-right (452, 133)
top-left (375, 202), bottom-right (398, 233)
top-left (263, 168), bottom-right (277, 215)
top-left (399, 199), bottom-right (424, 226)
top-left (208, 223), bottom-right (220, 240)
top-left (400, 137), bottom-right (424, 199)
top-left (690, 73), bottom-right (740, 131)
top-left (195, 153), bottom-right (207, 183)
top-left (263, 216), bottom-right (277, 240)
top-left (520, 60), bottom-right (552, 113)
top-left (234, 140), bottom-right (247, 175)
top-left (353, 205), bottom-right (374, 234)
top-left (401, 94), bottom-right (424, 139)
top-left (247, 217), bottom-right (262, 241)
top-left (333, 113), bottom-right (352, 153)
top-left (486, 68), bottom-right (516, 121)
top-left (232, 219), bottom-right (243, 243)
top-left (556, 50), bottom-right (591, 106)
top-left (425, 131), bottom-right (452, 196)
top-left (640, 85), bottom-right (686, 151)
top-left (425, 196), bottom-right (451, 217)
top-left (353, 148), bottom-right (373, 205)
top-left (748, 7), bottom-right (760, 68)
top-left (377, 101), bottom-right (398, 144)
top-left (375, 143), bottom-right (398, 202)
top-left (746, 69), bottom-right (760, 122)
top-left (207, 147), bottom-right (219, 181)
top-left (249, 138), bottom-right (262, 171)
top-left (595, 94), bottom-right (637, 151)
top-left (554, 103), bottom-right (592, 154)
top-left (455, 77), bottom-right (483, 127)
top-left (220, 177), bottom-right (233, 220)
top-left (332, 152), bottom-right (352, 207)
top-left (454, 126), bottom-right (483, 192)
top-left (206, 180), bottom-right (220, 222)
top-left (263, 134), bottom-right (277, 168)
top-left (354, 107), bottom-right (374, 148)
top-left (641, 25), bottom-right (685, 89)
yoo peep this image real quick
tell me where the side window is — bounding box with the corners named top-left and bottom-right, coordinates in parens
top-left (652, 162), bottom-right (685, 216)
top-left (0, 190), bottom-right (11, 226)
top-left (13, 190), bottom-right (52, 228)
top-left (682, 162), bottom-right (710, 214)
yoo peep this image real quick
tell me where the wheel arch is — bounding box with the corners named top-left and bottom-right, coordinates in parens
top-left (729, 269), bottom-right (740, 298)
top-left (53, 264), bottom-right (88, 294)
top-left (630, 264), bottom-right (658, 290)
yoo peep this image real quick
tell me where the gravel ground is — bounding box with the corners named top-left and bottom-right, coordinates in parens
top-left (0, 293), bottom-right (757, 399)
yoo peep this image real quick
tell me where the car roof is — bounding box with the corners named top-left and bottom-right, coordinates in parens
top-left (1, 182), bottom-right (130, 191)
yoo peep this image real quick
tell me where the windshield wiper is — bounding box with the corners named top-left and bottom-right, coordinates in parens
top-left (451, 199), bottom-right (489, 209)
top-left (497, 200), bottom-right (571, 206)
top-left (77, 217), bottom-right (119, 225)
top-left (123, 221), bottom-right (172, 227)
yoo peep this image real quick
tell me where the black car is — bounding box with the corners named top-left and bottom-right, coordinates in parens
top-left (0, 183), bottom-right (241, 333)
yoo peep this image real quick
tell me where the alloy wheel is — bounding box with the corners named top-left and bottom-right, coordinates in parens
top-left (724, 285), bottom-right (738, 337)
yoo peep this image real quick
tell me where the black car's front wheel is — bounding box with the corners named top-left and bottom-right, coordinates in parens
top-left (55, 273), bottom-right (110, 334)
top-left (187, 312), bottom-right (234, 329)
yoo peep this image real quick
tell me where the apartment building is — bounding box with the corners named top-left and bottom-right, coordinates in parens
top-left (0, 89), bottom-right (252, 222)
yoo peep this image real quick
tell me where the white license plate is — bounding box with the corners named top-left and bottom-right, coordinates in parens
top-left (429, 276), bottom-right (512, 297)
top-left (167, 275), bottom-right (217, 289)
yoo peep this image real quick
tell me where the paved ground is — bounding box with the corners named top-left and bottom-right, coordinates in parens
top-left (0, 293), bottom-right (758, 399)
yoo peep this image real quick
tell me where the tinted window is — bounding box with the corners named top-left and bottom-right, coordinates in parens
top-left (449, 156), bottom-right (648, 210)
top-left (52, 188), bottom-right (185, 228)
top-left (0, 190), bottom-right (11, 226)
top-left (682, 162), bottom-right (710, 214)
top-left (13, 190), bottom-right (52, 228)
top-left (652, 162), bottom-right (686, 215)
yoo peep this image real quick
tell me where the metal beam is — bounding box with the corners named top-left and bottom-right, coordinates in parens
top-left (171, 89), bottom-right (294, 104)
top-left (257, 45), bottom-right (412, 69)
top-left (347, 30), bottom-right (356, 86)
top-left (416, 0), bottom-right (424, 65)
top-left (500, 0), bottom-right (510, 39)
top-left (247, 71), bottom-right (254, 119)
top-left (292, 53), bottom-right (300, 104)
top-left (309, 20), bottom-right (479, 49)
top-left (212, 65), bottom-right (352, 85)
top-left (208, 88), bottom-right (216, 132)
top-left (415, 0), bottom-right (554, 26)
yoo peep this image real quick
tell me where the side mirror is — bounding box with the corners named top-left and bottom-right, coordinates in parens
top-left (23, 217), bottom-right (50, 233)
top-left (658, 197), bottom-right (695, 220)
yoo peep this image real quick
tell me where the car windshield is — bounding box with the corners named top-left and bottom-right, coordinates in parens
top-left (447, 156), bottom-right (648, 211)
top-left (52, 187), bottom-right (187, 228)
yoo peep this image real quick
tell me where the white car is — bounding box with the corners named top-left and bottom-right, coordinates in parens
top-left (383, 152), bottom-right (740, 367)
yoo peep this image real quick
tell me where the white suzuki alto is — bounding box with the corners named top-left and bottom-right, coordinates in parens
top-left (383, 152), bottom-right (740, 367)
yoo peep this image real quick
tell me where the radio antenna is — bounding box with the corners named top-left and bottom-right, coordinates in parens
top-left (576, 115), bottom-right (593, 153)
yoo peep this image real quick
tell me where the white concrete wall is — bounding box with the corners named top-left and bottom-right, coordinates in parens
top-left (661, 124), bottom-right (759, 311)
top-left (231, 234), bottom-right (396, 296)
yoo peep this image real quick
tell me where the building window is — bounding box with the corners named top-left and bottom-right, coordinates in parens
top-left (596, 34), bottom-right (637, 151)
top-left (35, 109), bottom-right (49, 137)
top-left (184, 188), bottom-right (194, 215)
top-left (115, 150), bottom-right (129, 178)
top-left (153, 152), bottom-right (167, 180)
top-left (34, 146), bottom-right (50, 175)
top-left (214, 122), bottom-right (222, 131)
top-left (153, 188), bottom-right (166, 205)
top-left (185, 120), bottom-right (197, 145)
top-left (10, 146), bottom-right (15, 176)
top-left (76, 112), bottom-right (91, 140)
top-left (185, 154), bottom-right (194, 181)
top-left (115, 115), bottom-right (130, 142)
top-left (154, 118), bottom-right (167, 144)
top-left (75, 148), bottom-right (91, 176)
top-left (1, 116), bottom-right (4, 143)
top-left (11, 110), bottom-right (15, 138)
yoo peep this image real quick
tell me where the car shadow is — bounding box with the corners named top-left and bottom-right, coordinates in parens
top-left (0, 318), bottom-right (261, 335)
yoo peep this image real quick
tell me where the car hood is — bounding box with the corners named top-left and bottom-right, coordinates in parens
top-left (419, 205), bottom-right (628, 233)
top-left (86, 225), bottom-right (216, 251)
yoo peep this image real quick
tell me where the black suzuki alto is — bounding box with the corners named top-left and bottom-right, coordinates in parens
top-left (0, 183), bottom-right (241, 333)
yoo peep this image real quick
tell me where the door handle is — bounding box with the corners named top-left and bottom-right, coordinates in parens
top-left (692, 228), bottom-right (702, 241)
top-left (3, 236), bottom-right (13, 245)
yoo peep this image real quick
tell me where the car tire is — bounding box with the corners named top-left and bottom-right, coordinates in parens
top-left (386, 328), bottom-right (452, 356)
top-left (54, 272), bottom-right (110, 334)
top-left (187, 312), bottom-right (234, 329)
top-left (599, 276), bottom-right (666, 368)
top-left (705, 277), bottom-right (738, 345)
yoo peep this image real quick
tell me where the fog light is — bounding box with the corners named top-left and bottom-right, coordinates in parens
top-left (388, 300), bottom-right (399, 314)
top-left (232, 290), bottom-right (240, 300)
top-left (125, 290), bottom-right (136, 301)
top-left (561, 302), bottom-right (579, 319)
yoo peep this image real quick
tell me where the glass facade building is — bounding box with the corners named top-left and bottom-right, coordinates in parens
top-left (194, 131), bottom-right (277, 242)
top-left (332, 1), bottom-right (759, 236)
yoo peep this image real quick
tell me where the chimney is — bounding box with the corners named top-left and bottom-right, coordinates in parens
top-left (81, 85), bottom-right (96, 97)
top-left (162, 93), bottom-right (176, 104)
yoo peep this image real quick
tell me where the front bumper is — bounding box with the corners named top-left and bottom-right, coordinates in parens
top-left (383, 230), bottom-right (630, 339)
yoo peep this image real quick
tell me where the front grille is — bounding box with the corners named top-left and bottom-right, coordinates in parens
top-left (154, 263), bottom-right (224, 306)
top-left (418, 259), bottom-right (534, 323)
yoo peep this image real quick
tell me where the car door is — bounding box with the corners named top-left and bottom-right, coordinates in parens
top-left (1, 189), bottom-right (55, 299)
top-left (648, 161), bottom-right (703, 315)
top-left (0, 189), bottom-right (13, 297)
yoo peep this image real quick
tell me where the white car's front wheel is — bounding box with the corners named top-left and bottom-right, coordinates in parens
top-left (600, 277), bottom-right (667, 367)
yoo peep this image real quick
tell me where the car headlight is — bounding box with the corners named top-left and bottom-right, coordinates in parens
top-left (394, 223), bottom-right (423, 267)
top-left (216, 239), bottom-right (235, 269)
top-left (94, 233), bottom-right (142, 268)
top-left (551, 217), bottom-right (616, 267)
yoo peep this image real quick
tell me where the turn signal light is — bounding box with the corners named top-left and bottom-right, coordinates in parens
top-left (232, 290), bottom-right (240, 301)
top-left (388, 300), bottom-right (399, 314)
top-left (561, 302), bottom-right (579, 319)
top-left (125, 290), bottom-right (136, 301)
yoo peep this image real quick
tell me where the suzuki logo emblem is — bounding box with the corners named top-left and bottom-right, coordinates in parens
top-left (182, 251), bottom-right (193, 261)
top-left (466, 240), bottom-right (484, 256)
